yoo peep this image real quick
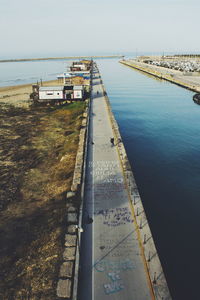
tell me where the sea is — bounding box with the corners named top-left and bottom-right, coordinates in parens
top-left (1, 57), bottom-right (200, 299)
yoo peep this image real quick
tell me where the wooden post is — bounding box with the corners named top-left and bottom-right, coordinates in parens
top-left (143, 234), bottom-right (146, 244)
top-left (148, 251), bottom-right (151, 262)
top-left (139, 218), bottom-right (142, 229)
top-left (136, 207), bottom-right (139, 216)
top-left (153, 272), bottom-right (157, 284)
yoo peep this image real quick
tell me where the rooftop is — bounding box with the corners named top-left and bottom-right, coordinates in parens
top-left (39, 86), bottom-right (64, 91)
top-left (73, 85), bottom-right (84, 90)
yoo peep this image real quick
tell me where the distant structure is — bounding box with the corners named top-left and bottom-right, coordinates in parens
top-left (140, 55), bottom-right (200, 73)
top-left (38, 85), bottom-right (85, 101)
top-left (30, 59), bottom-right (92, 105)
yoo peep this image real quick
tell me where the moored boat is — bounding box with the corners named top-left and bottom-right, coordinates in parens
top-left (193, 93), bottom-right (200, 104)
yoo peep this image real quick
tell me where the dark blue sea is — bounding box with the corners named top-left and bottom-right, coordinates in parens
top-left (1, 57), bottom-right (200, 299)
top-left (98, 59), bottom-right (200, 300)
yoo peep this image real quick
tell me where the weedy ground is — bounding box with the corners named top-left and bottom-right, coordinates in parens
top-left (0, 101), bottom-right (85, 299)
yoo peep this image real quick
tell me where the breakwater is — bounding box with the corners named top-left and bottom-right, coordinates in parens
top-left (0, 55), bottom-right (123, 63)
top-left (77, 63), bottom-right (171, 299)
top-left (120, 60), bottom-right (200, 93)
top-left (102, 78), bottom-right (171, 300)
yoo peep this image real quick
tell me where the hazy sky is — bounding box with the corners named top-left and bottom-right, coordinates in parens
top-left (0, 0), bottom-right (199, 58)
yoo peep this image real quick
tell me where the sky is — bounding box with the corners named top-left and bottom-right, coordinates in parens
top-left (0, 0), bottom-right (200, 58)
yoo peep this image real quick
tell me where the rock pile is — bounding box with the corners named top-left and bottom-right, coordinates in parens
top-left (146, 59), bottom-right (200, 72)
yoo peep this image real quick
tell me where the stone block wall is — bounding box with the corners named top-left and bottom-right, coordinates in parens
top-left (56, 99), bottom-right (90, 299)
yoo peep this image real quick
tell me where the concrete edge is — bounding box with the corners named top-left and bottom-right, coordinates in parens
top-left (56, 83), bottom-right (92, 299)
top-left (100, 77), bottom-right (172, 300)
top-left (120, 60), bottom-right (200, 93)
top-left (72, 75), bottom-right (93, 300)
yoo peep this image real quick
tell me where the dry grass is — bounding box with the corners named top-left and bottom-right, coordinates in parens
top-left (0, 101), bottom-right (85, 299)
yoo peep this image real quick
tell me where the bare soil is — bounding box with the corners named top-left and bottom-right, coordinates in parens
top-left (0, 99), bottom-right (85, 299)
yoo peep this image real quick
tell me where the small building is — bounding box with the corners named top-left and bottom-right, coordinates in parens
top-left (69, 71), bottom-right (91, 79)
top-left (64, 85), bottom-right (73, 100)
top-left (57, 72), bottom-right (71, 80)
top-left (80, 59), bottom-right (93, 66)
top-left (73, 85), bottom-right (84, 100)
top-left (70, 66), bottom-right (82, 72)
top-left (57, 73), bottom-right (90, 86)
top-left (70, 75), bottom-right (90, 86)
top-left (57, 72), bottom-right (72, 84)
top-left (31, 84), bottom-right (86, 103)
top-left (63, 85), bottom-right (85, 100)
top-left (39, 86), bottom-right (64, 100)
top-left (72, 62), bottom-right (88, 71)
top-left (71, 75), bottom-right (85, 85)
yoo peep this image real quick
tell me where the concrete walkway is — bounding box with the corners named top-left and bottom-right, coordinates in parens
top-left (78, 66), bottom-right (155, 300)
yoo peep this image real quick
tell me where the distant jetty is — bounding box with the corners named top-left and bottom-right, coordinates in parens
top-left (0, 55), bottom-right (123, 63)
top-left (120, 58), bottom-right (200, 93)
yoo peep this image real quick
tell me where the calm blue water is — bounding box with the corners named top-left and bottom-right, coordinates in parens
top-left (98, 60), bottom-right (200, 300)
top-left (0, 60), bottom-right (73, 87)
top-left (0, 58), bottom-right (120, 87)
top-left (1, 58), bottom-right (200, 299)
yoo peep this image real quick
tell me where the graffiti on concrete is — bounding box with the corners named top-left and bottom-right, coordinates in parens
top-left (104, 277), bottom-right (124, 295)
top-left (95, 259), bottom-right (134, 295)
top-left (94, 206), bottom-right (133, 227)
top-left (89, 161), bottom-right (119, 168)
top-left (94, 258), bottom-right (134, 272)
top-left (85, 182), bottom-right (125, 192)
top-left (108, 270), bottom-right (121, 281)
top-left (89, 160), bottom-right (123, 183)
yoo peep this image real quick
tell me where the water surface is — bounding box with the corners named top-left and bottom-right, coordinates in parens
top-left (98, 60), bottom-right (200, 300)
top-left (0, 60), bottom-right (72, 87)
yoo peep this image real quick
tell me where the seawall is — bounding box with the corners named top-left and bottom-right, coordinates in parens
top-left (101, 77), bottom-right (171, 299)
top-left (56, 96), bottom-right (91, 299)
top-left (77, 63), bottom-right (171, 299)
top-left (120, 60), bottom-right (200, 93)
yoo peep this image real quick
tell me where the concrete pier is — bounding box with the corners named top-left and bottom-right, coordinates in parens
top-left (77, 63), bottom-right (171, 299)
top-left (120, 60), bottom-right (200, 93)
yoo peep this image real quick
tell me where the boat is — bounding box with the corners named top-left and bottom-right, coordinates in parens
top-left (193, 93), bottom-right (200, 104)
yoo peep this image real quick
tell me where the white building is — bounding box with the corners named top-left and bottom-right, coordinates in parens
top-left (39, 86), bottom-right (64, 100)
top-left (72, 62), bottom-right (87, 71)
top-left (73, 85), bottom-right (84, 99)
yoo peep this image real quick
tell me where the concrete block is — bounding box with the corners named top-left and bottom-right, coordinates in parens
top-left (67, 225), bottom-right (77, 234)
top-left (63, 247), bottom-right (76, 261)
top-left (67, 206), bottom-right (77, 213)
top-left (59, 261), bottom-right (74, 278)
top-left (71, 184), bottom-right (78, 192)
top-left (65, 234), bottom-right (77, 247)
top-left (67, 213), bottom-right (78, 224)
top-left (57, 279), bottom-right (71, 298)
top-left (66, 191), bottom-right (75, 199)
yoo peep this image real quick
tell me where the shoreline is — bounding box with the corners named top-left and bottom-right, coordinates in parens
top-left (0, 55), bottom-right (123, 63)
top-left (0, 78), bottom-right (62, 91)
